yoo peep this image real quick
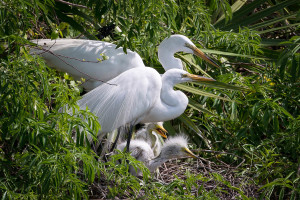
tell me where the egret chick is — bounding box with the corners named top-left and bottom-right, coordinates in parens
top-left (116, 135), bottom-right (198, 176)
top-left (135, 122), bottom-right (167, 156)
top-left (105, 122), bottom-right (167, 156)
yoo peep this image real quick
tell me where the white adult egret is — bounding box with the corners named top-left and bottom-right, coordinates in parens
top-left (31, 35), bottom-right (219, 91)
top-left (78, 67), bottom-right (215, 150)
top-left (135, 122), bottom-right (167, 157)
top-left (116, 135), bottom-right (198, 176)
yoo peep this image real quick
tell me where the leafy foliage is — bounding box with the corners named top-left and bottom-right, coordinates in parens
top-left (0, 49), bottom-right (101, 198)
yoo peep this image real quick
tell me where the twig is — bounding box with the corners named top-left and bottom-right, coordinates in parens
top-left (197, 149), bottom-right (245, 169)
top-left (197, 158), bottom-right (209, 173)
top-left (224, 62), bottom-right (267, 68)
top-left (55, 0), bottom-right (88, 9)
top-left (297, 163), bottom-right (300, 177)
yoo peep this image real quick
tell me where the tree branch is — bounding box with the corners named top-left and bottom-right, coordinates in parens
top-left (55, 0), bottom-right (88, 9)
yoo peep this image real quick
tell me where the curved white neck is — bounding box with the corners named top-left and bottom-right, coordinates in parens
top-left (158, 35), bottom-right (194, 71)
top-left (160, 76), bottom-right (185, 106)
top-left (158, 49), bottom-right (183, 71)
top-left (140, 76), bottom-right (188, 123)
top-left (145, 131), bottom-right (158, 149)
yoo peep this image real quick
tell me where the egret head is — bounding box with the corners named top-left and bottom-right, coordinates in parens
top-left (147, 122), bottom-right (168, 139)
top-left (137, 122), bottom-right (168, 139)
top-left (185, 43), bottom-right (220, 68)
top-left (159, 35), bottom-right (194, 53)
top-left (160, 135), bottom-right (199, 159)
top-left (159, 34), bottom-right (220, 68)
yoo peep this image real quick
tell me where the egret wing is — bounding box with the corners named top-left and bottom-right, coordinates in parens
top-left (31, 39), bottom-right (145, 90)
top-left (78, 67), bottom-right (162, 134)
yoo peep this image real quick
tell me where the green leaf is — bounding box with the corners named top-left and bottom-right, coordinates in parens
top-left (176, 84), bottom-right (234, 102)
top-left (221, 0), bottom-right (299, 31)
top-left (192, 81), bottom-right (248, 91)
top-left (215, 0), bottom-right (266, 28)
top-left (279, 187), bottom-right (285, 200)
top-left (291, 55), bottom-right (300, 82)
top-left (230, 102), bottom-right (237, 121)
top-left (260, 39), bottom-right (286, 47)
top-left (273, 116), bottom-right (279, 133)
top-left (163, 121), bottom-right (177, 135)
top-left (276, 105), bottom-right (295, 120)
top-left (188, 98), bottom-right (216, 116)
top-left (55, 10), bottom-right (96, 40)
top-left (178, 113), bottom-right (212, 149)
top-left (200, 49), bottom-right (268, 60)
top-left (177, 54), bottom-right (212, 77)
top-left (50, 30), bottom-right (59, 39)
top-left (262, 110), bottom-right (270, 129)
top-left (214, 0), bottom-right (247, 25)
top-left (258, 23), bottom-right (300, 34)
top-left (249, 13), bottom-right (297, 30)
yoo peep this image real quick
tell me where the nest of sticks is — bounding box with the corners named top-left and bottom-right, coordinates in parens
top-left (88, 155), bottom-right (260, 199)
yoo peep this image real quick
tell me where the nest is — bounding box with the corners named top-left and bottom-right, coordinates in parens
top-left (89, 157), bottom-right (260, 199)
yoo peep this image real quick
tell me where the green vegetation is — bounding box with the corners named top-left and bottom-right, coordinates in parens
top-left (0, 0), bottom-right (299, 199)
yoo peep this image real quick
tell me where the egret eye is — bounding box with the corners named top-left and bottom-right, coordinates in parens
top-left (181, 74), bottom-right (188, 78)
top-left (185, 43), bottom-right (193, 49)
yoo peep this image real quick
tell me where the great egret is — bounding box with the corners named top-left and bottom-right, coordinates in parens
top-left (78, 67), bottom-right (215, 150)
top-left (135, 122), bottom-right (167, 157)
top-left (31, 35), bottom-right (219, 91)
top-left (116, 135), bottom-right (198, 176)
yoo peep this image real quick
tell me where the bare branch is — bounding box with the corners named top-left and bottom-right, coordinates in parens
top-left (55, 0), bottom-right (88, 9)
top-left (225, 62), bottom-right (267, 68)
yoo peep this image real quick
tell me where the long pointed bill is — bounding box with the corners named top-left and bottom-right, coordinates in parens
top-left (154, 125), bottom-right (168, 139)
top-left (183, 147), bottom-right (199, 159)
top-left (186, 74), bottom-right (216, 82)
top-left (185, 43), bottom-right (220, 68)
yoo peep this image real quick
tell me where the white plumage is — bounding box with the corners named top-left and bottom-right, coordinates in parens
top-left (77, 68), bottom-right (215, 139)
top-left (31, 35), bottom-right (219, 91)
top-left (31, 39), bottom-right (144, 90)
top-left (31, 35), bottom-right (218, 153)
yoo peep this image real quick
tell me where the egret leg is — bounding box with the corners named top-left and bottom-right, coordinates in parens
top-left (110, 127), bottom-right (122, 152)
top-left (91, 140), bottom-right (97, 153)
top-left (126, 124), bottom-right (134, 152)
top-left (95, 140), bottom-right (107, 162)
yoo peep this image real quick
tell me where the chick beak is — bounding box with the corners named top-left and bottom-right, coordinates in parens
top-left (185, 43), bottom-right (220, 68)
top-left (183, 147), bottom-right (199, 159)
top-left (185, 74), bottom-right (216, 82)
top-left (154, 125), bottom-right (168, 139)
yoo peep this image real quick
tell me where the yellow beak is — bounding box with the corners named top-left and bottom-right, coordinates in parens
top-left (153, 124), bottom-right (168, 139)
top-left (183, 147), bottom-right (199, 159)
top-left (185, 43), bottom-right (220, 68)
top-left (185, 74), bottom-right (216, 82)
